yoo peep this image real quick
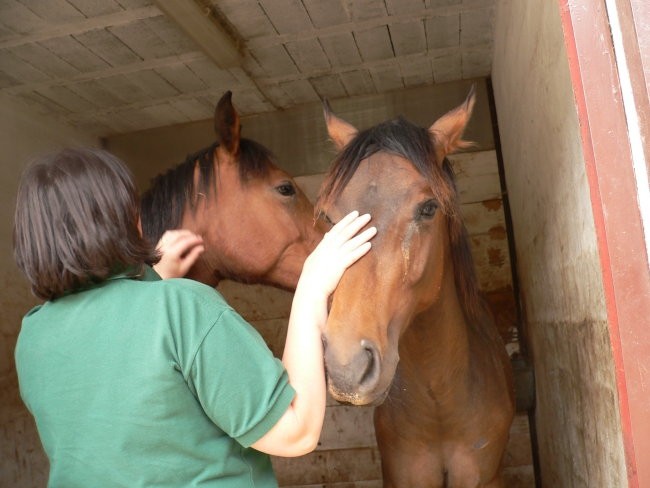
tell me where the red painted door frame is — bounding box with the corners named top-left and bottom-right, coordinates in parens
top-left (559, 1), bottom-right (650, 486)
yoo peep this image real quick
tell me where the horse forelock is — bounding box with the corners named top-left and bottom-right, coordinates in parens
top-left (317, 117), bottom-right (457, 218)
top-left (317, 117), bottom-right (490, 333)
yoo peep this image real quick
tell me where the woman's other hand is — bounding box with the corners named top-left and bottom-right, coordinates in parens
top-left (153, 230), bottom-right (205, 279)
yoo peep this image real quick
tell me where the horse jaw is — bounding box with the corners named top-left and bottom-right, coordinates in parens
top-left (261, 216), bottom-right (328, 291)
top-left (183, 251), bottom-right (224, 288)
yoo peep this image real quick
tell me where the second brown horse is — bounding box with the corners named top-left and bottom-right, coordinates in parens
top-left (141, 91), bottom-right (325, 291)
top-left (317, 88), bottom-right (514, 487)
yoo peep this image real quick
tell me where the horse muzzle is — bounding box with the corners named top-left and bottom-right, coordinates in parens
top-left (323, 337), bottom-right (396, 406)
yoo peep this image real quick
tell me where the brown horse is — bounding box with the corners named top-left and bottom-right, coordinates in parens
top-left (317, 88), bottom-right (514, 487)
top-left (141, 91), bottom-right (325, 291)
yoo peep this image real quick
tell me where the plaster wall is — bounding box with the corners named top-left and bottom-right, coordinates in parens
top-left (0, 94), bottom-right (99, 486)
top-left (492, 1), bottom-right (627, 486)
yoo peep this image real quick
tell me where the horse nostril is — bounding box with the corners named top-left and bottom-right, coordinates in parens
top-left (358, 339), bottom-right (381, 390)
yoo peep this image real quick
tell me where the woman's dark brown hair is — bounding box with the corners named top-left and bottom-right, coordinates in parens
top-left (13, 148), bottom-right (159, 300)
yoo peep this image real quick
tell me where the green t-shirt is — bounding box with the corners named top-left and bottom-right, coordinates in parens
top-left (15, 266), bottom-right (295, 487)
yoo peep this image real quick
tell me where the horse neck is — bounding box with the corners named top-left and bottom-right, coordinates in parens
top-left (174, 189), bottom-right (230, 287)
top-left (182, 202), bottom-right (232, 288)
top-left (185, 254), bottom-right (223, 288)
top-left (394, 263), bottom-right (482, 413)
top-left (403, 266), bottom-right (471, 372)
top-left (187, 149), bottom-right (280, 289)
top-left (385, 298), bottom-right (475, 428)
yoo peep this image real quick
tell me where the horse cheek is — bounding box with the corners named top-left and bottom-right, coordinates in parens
top-left (403, 223), bottom-right (445, 312)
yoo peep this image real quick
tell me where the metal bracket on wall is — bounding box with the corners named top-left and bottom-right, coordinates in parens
top-left (512, 354), bottom-right (535, 412)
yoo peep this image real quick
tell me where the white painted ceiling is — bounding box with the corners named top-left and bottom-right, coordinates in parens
top-left (0, 0), bottom-right (495, 137)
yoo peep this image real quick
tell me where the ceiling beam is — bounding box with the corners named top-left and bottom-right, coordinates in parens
top-left (246, 3), bottom-right (490, 50)
top-left (0, 6), bottom-right (161, 50)
top-left (153, 0), bottom-right (242, 69)
top-left (0, 51), bottom-right (207, 96)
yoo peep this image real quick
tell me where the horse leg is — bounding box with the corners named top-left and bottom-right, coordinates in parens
top-left (445, 473), bottom-right (504, 488)
top-left (480, 474), bottom-right (505, 488)
top-left (378, 444), bottom-right (445, 488)
top-left (445, 448), bottom-right (506, 488)
top-left (375, 406), bottom-right (445, 488)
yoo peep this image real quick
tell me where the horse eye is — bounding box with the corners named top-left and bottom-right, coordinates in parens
top-left (321, 213), bottom-right (334, 225)
top-left (276, 182), bottom-right (296, 197)
top-left (417, 200), bottom-right (438, 219)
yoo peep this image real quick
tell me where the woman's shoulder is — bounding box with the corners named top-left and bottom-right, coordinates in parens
top-left (149, 276), bottom-right (231, 311)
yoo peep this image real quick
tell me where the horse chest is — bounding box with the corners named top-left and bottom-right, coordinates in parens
top-left (376, 395), bottom-right (506, 487)
top-left (382, 386), bottom-right (479, 437)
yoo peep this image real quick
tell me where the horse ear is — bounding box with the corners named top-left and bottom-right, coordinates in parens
top-left (428, 85), bottom-right (476, 164)
top-left (215, 91), bottom-right (241, 155)
top-left (323, 99), bottom-right (358, 150)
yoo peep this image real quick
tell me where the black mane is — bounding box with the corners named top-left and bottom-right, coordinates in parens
top-left (140, 138), bottom-right (275, 245)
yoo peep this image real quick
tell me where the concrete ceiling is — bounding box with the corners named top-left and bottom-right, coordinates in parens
top-left (0, 0), bottom-right (495, 137)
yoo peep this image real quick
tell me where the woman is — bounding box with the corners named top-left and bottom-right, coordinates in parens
top-left (13, 147), bottom-right (375, 487)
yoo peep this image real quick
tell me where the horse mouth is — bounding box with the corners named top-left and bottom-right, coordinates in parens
top-left (323, 337), bottom-right (397, 406)
top-left (328, 384), bottom-right (388, 407)
top-left (326, 374), bottom-right (391, 406)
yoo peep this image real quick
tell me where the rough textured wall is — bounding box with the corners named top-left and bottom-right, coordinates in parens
top-left (492, 1), bottom-right (627, 486)
top-left (0, 95), bottom-right (99, 487)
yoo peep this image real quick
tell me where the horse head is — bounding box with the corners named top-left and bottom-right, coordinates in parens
top-left (317, 88), bottom-right (477, 405)
top-left (141, 91), bottom-right (326, 291)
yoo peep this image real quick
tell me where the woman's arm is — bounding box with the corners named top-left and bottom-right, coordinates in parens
top-left (252, 211), bottom-right (376, 457)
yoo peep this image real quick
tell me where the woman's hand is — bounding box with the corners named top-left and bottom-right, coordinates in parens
top-left (299, 211), bottom-right (376, 299)
top-left (153, 230), bottom-right (205, 279)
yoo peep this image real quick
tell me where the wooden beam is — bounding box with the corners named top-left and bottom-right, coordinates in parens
top-left (246, 2), bottom-right (488, 50)
top-left (0, 6), bottom-right (161, 50)
top-left (153, 0), bottom-right (241, 69)
top-left (1, 51), bottom-right (206, 95)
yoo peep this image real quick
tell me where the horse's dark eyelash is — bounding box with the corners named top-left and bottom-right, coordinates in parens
top-left (276, 182), bottom-right (296, 196)
top-left (417, 200), bottom-right (438, 220)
